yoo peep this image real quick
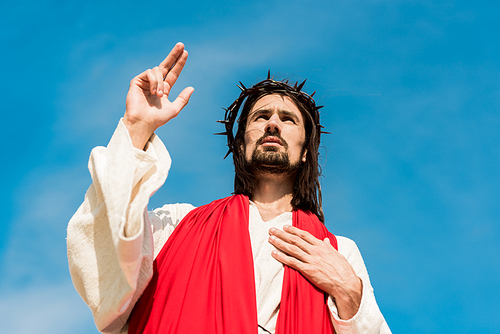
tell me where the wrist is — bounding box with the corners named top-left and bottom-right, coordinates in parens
top-left (332, 276), bottom-right (363, 320)
top-left (122, 117), bottom-right (155, 150)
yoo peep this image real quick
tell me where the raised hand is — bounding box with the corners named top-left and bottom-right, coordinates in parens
top-left (124, 42), bottom-right (194, 149)
top-left (268, 225), bottom-right (363, 320)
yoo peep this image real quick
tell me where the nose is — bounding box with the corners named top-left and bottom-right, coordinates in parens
top-left (265, 114), bottom-right (281, 134)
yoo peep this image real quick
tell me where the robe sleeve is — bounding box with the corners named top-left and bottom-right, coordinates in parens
top-left (67, 119), bottom-right (172, 334)
top-left (327, 237), bottom-right (392, 334)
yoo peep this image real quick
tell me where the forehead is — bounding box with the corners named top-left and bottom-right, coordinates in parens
top-left (249, 94), bottom-right (303, 118)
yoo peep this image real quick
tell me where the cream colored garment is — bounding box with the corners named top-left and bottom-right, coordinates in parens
top-left (67, 119), bottom-right (391, 334)
top-left (247, 201), bottom-right (391, 334)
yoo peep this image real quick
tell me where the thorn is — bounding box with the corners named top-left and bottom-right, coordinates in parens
top-left (317, 105), bottom-right (324, 110)
top-left (216, 120), bottom-right (229, 124)
top-left (267, 70), bottom-right (271, 80)
top-left (297, 79), bottom-right (307, 91)
top-left (239, 81), bottom-right (247, 90)
top-left (311, 91), bottom-right (316, 97)
top-left (214, 132), bottom-right (228, 135)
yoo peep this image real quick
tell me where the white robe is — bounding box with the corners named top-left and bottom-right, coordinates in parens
top-left (67, 119), bottom-right (391, 334)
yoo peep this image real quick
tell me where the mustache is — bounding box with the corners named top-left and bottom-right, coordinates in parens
top-left (255, 130), bottom-right (288, 148)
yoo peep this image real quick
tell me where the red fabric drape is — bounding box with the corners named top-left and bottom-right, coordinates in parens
top-left (129, 195), bottom-right (337, 334)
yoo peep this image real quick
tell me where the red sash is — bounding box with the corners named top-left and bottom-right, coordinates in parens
top-left (128, 195), bottom-right (337, 334)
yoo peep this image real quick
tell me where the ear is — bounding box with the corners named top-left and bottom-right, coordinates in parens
top-left (302, 149), bottom-right (307, 163)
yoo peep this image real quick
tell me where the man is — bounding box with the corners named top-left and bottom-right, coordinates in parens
top-left (67, 42), bottom-right (391, 333)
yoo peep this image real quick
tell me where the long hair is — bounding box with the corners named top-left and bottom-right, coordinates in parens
top-left (217, 74), bottom-right (327, 223)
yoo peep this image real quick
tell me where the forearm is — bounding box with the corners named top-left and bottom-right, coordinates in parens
top-left (327, 237), bottom-right (391, 334)
top-left (328, 277), bottom-right (389, 334)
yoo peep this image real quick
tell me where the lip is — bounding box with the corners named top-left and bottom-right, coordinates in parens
top-left (260, 136), bottom-right (283, 146)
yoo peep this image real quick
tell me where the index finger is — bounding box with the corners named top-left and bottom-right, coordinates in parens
top-left (158, 42), bottom-right (186, 77)
top-left (282, 225), bottom-right (322, 245)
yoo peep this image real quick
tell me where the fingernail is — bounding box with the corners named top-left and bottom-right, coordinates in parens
top-left (269, 228), bottom-right (276, 233)
top-left (283, 225), bottom-right (290, 230)
top-left (269, 235), bottom-right (276, 241)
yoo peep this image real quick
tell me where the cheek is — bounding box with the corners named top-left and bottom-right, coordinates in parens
top-left (291, 133), bottom-right (307, 161)
top-left (244, 128), bottom-right (262, 149)
top-left (243, 134), bottom-right (254, 160)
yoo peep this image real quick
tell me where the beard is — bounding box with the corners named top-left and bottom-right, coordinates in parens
top-left (246, 132), bottom-right (302, 175)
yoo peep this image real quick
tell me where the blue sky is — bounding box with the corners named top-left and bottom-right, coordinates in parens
top-left (1, 0), bottom-right (499, 333)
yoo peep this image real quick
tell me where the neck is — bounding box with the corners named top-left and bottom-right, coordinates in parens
top-left (250, 172), bottom-right (295, 221)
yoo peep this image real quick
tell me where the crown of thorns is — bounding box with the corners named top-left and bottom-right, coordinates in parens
top-left (216, 71), bottom-right (327, 158)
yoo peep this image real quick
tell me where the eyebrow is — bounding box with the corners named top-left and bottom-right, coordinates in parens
top-left (248, 109), bottom-right (300, 122)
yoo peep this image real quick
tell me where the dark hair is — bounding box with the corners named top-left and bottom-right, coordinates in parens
top-left (217, 73), bottom-right (327, 223)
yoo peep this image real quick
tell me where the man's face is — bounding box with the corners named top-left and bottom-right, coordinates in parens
top-left (244, 94), bottom-right (307, 172)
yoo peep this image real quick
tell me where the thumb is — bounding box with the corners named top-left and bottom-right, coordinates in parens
top-left (324, 237), bottom-right (330, 244)
top-left (171, 86), bottom-right (195, 113)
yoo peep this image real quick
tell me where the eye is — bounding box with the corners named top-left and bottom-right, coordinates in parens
top-left (282, 116), bottom-right (295, 123)
top-left (255, 114), bottom-right (269, 121)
